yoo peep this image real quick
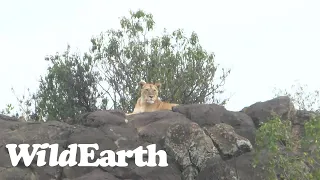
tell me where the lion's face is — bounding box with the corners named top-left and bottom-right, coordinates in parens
top-left (140, 81), bottom-right (161, 104)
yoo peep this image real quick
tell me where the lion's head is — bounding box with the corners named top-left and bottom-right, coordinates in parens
top-left (139, 80), bottom-right (161, 104)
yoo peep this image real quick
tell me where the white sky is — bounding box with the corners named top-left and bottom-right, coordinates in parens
top-left (1, 0), bottom-right (319, 113)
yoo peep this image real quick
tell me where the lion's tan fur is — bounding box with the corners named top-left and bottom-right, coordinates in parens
top-left (126, 81), bottom-right (178, 115)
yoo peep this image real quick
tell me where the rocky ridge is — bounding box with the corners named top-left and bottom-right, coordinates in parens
top-left (0, 96), bottom-right (310, 180)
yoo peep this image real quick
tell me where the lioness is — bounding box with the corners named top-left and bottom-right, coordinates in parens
top-left (126, 81), bottom-right (179, 115)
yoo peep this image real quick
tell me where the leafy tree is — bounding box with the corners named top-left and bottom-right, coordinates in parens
top-left (253, 82), bottom-right (320, 180)
top-left (35, 45), bottom-right (102, 121)
top-left (90, 9), bottom-right (231, 113)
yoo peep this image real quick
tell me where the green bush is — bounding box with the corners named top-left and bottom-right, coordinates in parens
top-left (254, 82), bottom-right (320, 180)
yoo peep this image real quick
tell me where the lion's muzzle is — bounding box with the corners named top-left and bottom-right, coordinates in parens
top-left (146, 95), bottom-right (156, 104)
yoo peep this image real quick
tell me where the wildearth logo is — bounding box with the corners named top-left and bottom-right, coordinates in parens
top-left (5, 143), bottom-right (168, 167)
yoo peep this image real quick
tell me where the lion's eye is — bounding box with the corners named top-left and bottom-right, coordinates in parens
top-left (153, 89), bottom-right (156, 91)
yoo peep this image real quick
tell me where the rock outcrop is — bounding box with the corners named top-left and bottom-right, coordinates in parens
top-left (0, 96), bottom-right (303, 180)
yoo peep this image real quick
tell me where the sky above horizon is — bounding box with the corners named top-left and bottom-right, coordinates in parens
top-left (1, 0), bottom-right (320, 113)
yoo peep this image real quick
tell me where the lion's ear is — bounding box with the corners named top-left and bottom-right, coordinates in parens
top-left (154, 82), bottom-right (161, 88)
top-left (139, 80), bottom-right (146, 88)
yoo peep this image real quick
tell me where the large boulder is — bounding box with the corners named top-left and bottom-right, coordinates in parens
top-left (196, 157), bottom-right (239, 180)
top-left (241, 96), bottom-right (296, 128)
top-left (126, 111), bottom-right (191, 147)
top-left (203, 123), bottom-right (252, 160)
top-left (164, 122), bottom-right (219, 179)
top-left (172, 104), bottom-right (227, 126)
top-left (173, 104), bottom-right (256, 144)
top-left (0, 120), bottom-right (74, 179)
top-left (72, 110), bottom-right (127, 127)
top-left (70, 169), bottom-right (120, 180)
top-left (225, 151), bottom-right (266, 180)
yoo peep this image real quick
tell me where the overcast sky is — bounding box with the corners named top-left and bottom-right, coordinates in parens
top-left (1, 0), bottom-right (319, 113)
